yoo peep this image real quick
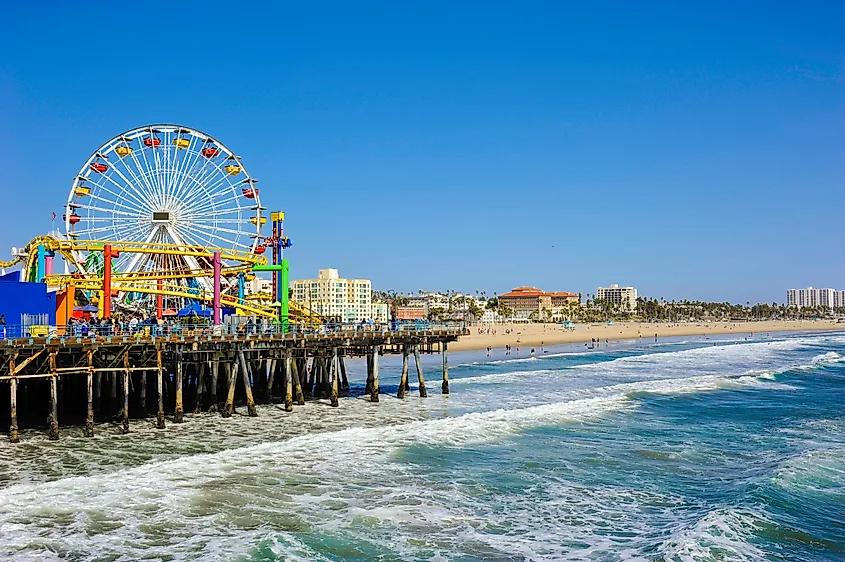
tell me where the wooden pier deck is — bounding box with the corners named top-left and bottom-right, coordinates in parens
top-left (0, 325), bottom-right (467, 442)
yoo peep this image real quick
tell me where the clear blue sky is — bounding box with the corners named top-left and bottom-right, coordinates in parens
top-left (1, 1), bottom-right (843, 303)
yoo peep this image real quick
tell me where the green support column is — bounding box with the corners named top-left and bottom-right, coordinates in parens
top-left (280, 258), bottom-right (290, 332)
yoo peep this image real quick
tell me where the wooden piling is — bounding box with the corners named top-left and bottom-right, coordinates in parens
top-left (85, 349), bottom-right (95, 436)
top-left (414, 345), bottom-right (427, 398)
top-left (302, 357), bottom-right (312, 399)
top-left (284, 353), bottom-right (293, 412)
top-left (138, 366), bottom-right (147, 416)
top-left (9, 352), bottom-right (18, 443)
top-left (194, 362), bottom-right (204, 414)
top-left (109, 371), bottom-right (117, 417)
top-left (292, 357), bottom-right (305, 405)
top-left (370, 345), bottom-right (380, 402)
top-left (174, 356), bottom-right (184, 423)
top-left (156, 346), bottom-right (166, 429)
top-left (330, 348), bottom-right (339, 407)
top-left (266, 359), bottom-right (276, 401)
top-left (122, 351), bottom-right (130, 433)
top-left (208, 359), bottom-right (219, 413)
top-left (339, 355), bottom-right (350, 395)
top-left (238, 349), bottom-right (257, 416)
top-left (222, 360), bottom-right (237, 418)
top-left (48, 350), bottom-right (59, 440)
top-left (398, 345), bottom-right (409, 399)
top-left (365, 353), bottom-right (374, 396)
top-left (442, 342), bottom-right (449, 395)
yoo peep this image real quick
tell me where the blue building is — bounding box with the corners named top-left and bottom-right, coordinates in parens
top-left (0, 272), bottom-right (56, 336)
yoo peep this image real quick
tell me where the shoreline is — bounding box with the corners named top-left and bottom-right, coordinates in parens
top-left (449, 320), bottom-right (845, 352)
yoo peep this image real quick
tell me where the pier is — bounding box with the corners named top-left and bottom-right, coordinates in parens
top-left (0, 323), bottom-right (466, 442)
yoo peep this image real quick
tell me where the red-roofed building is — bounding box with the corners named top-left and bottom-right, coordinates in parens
top-left (499, 286), bottom-right (578, 319)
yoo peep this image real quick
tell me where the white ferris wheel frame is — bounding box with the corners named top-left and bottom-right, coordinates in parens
top-left (64, 124), bottom-right (264, 292)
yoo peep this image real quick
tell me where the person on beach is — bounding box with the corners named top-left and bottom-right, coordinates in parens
top-left (530, 348), bottom-right (535, 357)
top-left (486, 346), bottom-right (492, 357)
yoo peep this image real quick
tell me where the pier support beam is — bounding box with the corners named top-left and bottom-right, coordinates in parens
top-left (223, 361), bottom-right (236, 418)
top-left (398, 346), bottom-right (409, 399)
top-left (9, 353), bottom-right (19, 443)
top-left (9, 378), bottom-right (19, 443)
top-left (86, 355), bottom-right (95, 437)
top-left (208, 359), bottom-right (219, 413)
top-left (266, 359), bottom-right (276, 402)
top-left (442, 342), bottom-right (449, 395)
top-left (238, 350), bottom-right (258, 417)
top-left (284, 353), bottom-right (293, 412)
top-left (414, 345), bottom-right (427, 398)
top-left (48, 351), bottom-right (59, 440)
top-left (293, 357), bottom-right (305, 405)
top-left (370, 345), bottom-right (380, 403)
top-left (139, 367), bottom-right (147, 416)
top-left (194, 362), bottom-right (204, 414)
top-left (156, 347), bottom-right (166, 429)
top-left (122, 352), bottom-right (130, 434)
top-left (174, 357), bottom-right (184, 423)
top-left (339, 355), bottom-right (349, 395)
top-left (330, 348), bottom-right (339, 407)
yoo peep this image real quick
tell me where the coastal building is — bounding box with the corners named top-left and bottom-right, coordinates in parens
top-left (596, 284), bottom-right (638, 311)
top-left (291, 268), bottom-right (374, 322)
top-left (498, 286), bottom-right (579, 320)
top-left (396, 306), bottom-right (426, 320)
top-left (786, 287), bottom-right (840, 310)
top-left (245, 276), bottom-right (272, 296)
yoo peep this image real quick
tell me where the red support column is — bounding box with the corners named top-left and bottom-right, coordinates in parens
top-left (103, 244), bottom-right (112, 319)
top-left (212, 251), bottom-right (222, 325)
top-left (157, 279), bottom-right (163, 319)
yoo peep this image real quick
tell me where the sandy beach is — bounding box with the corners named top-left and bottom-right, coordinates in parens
top-left (451, 320), bottom-right (845, 352)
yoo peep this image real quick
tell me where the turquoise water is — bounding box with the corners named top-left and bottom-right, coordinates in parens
top-left (0, 332), bottom-right (843, 561)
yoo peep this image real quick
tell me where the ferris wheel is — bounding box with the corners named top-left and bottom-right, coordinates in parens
top-left (64, 124), bottom-right (265, 303)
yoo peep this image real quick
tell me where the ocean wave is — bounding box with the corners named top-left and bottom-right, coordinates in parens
top-left (658, 507), bottom-right (767, 561)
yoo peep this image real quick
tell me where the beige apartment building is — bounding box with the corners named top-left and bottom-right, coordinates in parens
top-left (291, 268), bottom-right (375, 322)
top-left (596, 284), bottom-right (638, 311)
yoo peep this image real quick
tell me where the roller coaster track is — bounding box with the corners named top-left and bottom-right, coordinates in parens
top-left (3, 236), bottom-right (322, 322)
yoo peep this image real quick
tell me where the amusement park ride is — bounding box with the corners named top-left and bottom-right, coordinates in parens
top-left (0, 124), bottom-right (320, 328)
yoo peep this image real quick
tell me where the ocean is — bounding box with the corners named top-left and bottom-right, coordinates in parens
top-left (0, 332), bottom-right (843, 561)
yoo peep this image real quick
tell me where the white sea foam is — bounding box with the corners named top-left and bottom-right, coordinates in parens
top-left (658, 507), bottom-right (768, 561)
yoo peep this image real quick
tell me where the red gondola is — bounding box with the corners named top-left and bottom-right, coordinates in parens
top-left (143, 137), bottom-right (162, 147)
top-left (202, 147), bottom-right (220, 158)
top-left (63, 214), bottom-right (81, 225)
top-left (90, 162), bottom-right (108, 173)
top-left (242, 187), bottom-right (259, 198)
top-left (253, 245), bottom-right (266, 255)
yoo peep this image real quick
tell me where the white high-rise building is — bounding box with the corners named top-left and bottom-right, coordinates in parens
top-left (596, 284), bottom-right (638, 311)
top-left (291, 269), bottom-right (374, 322)
top-left (786, 287), bottom-right (838, 309)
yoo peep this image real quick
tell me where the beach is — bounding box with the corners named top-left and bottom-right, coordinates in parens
top-left (452, 319), bottom-right (845, 352)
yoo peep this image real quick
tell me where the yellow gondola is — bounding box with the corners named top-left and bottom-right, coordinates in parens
top-left (224, 164), bottom-right (242, 175)
top-left (250, 216), bottom-right (267, 226)
top-left (74, 185), bottom-right (91, 196)
top-left (174, 138), bottom-right (190, 149)
top-left (115, 145), bottom-right (133, 157)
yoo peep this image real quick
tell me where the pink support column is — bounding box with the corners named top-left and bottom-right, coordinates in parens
top-left (45, 256), bottom-right (54, 277)
top-left (212, 251), bottom-right (222, 325)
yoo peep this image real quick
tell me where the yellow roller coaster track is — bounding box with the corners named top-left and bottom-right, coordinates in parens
top-left (1, 236), bottom-right (268, 274)
top-left (2, 236), bottom-right (322, 322)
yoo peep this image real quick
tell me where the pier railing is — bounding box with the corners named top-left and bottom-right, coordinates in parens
top-left (0, 321), bottom-right (468, 344)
